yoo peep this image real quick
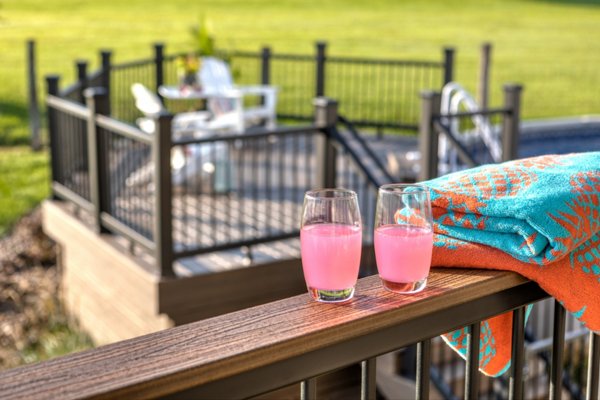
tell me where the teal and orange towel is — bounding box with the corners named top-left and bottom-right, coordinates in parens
top-left (422, 152), bottom-right (600, 376)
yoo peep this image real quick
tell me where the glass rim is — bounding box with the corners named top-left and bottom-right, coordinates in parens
top-left (305, 188), bottom-right (358, 201)
top-left (379, 183), bottom-right (429, 194)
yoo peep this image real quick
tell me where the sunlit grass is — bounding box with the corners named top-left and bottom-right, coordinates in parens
top-left (0, 147), bottom-right (49, 235)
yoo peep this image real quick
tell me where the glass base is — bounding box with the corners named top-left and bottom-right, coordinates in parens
top-left (381, 277), bottom-right (427, 294)
top-left (308, 287), bottom-right (355, 303)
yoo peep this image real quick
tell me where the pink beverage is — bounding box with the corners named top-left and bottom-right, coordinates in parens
top-left (374, 224), bottom-right (433, 292)
top-left (300, 223), bottom-right (362, 291)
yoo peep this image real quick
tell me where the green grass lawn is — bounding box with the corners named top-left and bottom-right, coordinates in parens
top-left (1, 0), bottom-right (599, 236)
top-left (0, 147), bottom-right (49, 236)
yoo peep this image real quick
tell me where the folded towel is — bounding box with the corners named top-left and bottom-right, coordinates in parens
top-left (423, 152), bottom-right (600, 376)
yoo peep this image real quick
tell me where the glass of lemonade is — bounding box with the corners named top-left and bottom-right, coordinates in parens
top-left (300, 189), bottom-right (362, 303)
top-left (374, 184), bottom-right (433, 294)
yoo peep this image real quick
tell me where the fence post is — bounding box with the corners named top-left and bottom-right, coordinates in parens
top-left (261, 46), bottom-right (272, 107)
top-left (76, 60), bottom-right (88, 104)
top-left (154, 112), bottom-right (175, 278)
top-left (46, 75), bottom-right (61, 199)
top-left (501, 84), bottom-right (523, 162)
top-left (443, 47), bottom-right (455, 86)
top-left (315, 41), bottom-right (327, 97)
top-left (154, 43), bottom-right (165, 96)
top-left (418, 91), bottom-right (441, 181)
top-left (261, 46), bottom-right (271, 85)
top-left (478, 42), bottom-right (492, 110)
top-left (314, 97), bottom-right (338, 189)
top-left (27, 39), bottom-right (42, 151)
top-left (85, 88), bottom-right (110, 234)
top-left (100, 50), bottom-right (112, 116)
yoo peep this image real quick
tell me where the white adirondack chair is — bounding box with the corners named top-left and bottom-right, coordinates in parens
top-left (131, 83), bottom-right (212, 137)
top-left (198, 57), bottom-right (278, 132)
top-left (128, 83), bottom-right (234, 193)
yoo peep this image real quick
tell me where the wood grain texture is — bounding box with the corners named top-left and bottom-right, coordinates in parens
top-left (0, 268), bottom-right (535, 400)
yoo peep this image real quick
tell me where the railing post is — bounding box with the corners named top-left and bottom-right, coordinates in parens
top-left (85, 87), bottom-right (110, 234)
top-left (314, 97), bottom-right (338, 189)
top-left (261, 46), bottom-right (272, 107)
top-left (154, 43), bottom-right (165, 96)
top-left (100, 49), bottom-right (112, 116)
top-left (46, 75), bottom-right (61, 200)
top-left (443, 47), bottom-right (455, 86)
top-left (27, 39), bottom-right (42, 151)
top-left (261, 46), bottom-right (271, 85)
top-left (501, 84), bottom-right (523, 162)
top-left (154, 112), bottom-right (175, 277)
top-left (76, 60), bottom-right (88, 104)
top-left (478, 42), bottom-right (492, 110)
top-left (315, 41), bottom-right (327, 98)
top-left (418, 91), bottom-right (441, 181)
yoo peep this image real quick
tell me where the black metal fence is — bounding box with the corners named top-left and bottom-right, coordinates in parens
top-left (63, 42), bottom-right (453, 136)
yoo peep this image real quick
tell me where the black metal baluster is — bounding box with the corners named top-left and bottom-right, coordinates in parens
top-left (241, 139), bottom-right (248, 240)
top-left (253, 138), bottom-right (260, 236)
top-left (276, 135), bottom-right (284, 234)
top-left (550, 300), bottom-right (566, 400)
top-left (509, 307), bottom-right (526, 400)
top-left (587, 332), bottom-right (600, 400)
top-left (465, 322), bottom-right (481, 400)
top-left (225, 141), bottom-right (233, 243)
top-left (289, 135), bottom-right (298, 231)
top-left (579, 329), bottom-right (588, 395)
top-left (361, 358), bottom-right (376, 400)
top-left (301, 378), bottom-right (317, 400)
top-left (266, 136), bottom-right (272, 235)
top-left (416, 339), bottom-right (432, 400)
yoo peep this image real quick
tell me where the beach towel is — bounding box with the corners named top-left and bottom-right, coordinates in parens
top-left (423, 152), bottom-right (600, 376)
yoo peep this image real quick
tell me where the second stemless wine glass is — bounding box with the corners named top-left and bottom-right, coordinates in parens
top-left (300, 189), bottom-right (362, 303)
top-left (374, 184), bottom-right (433, 293)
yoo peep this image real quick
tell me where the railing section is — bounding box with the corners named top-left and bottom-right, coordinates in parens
top-left (170, 127), bottom-right (320, 259)
top-left (110, 58), bottom-right (157, 123)
top-left (46, 94), bottom-right (91, 206)
top-left (153, 43), bottom-right (452, 133)
top-left (8, 269), bottom-right (596, 400)
top-left (47, 77), bottom-right (363, 276)
top-left (418, 84), bottom-right (522, 181)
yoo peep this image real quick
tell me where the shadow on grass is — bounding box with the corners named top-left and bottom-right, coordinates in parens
top-left (0, 100), bottom-right (43, 147)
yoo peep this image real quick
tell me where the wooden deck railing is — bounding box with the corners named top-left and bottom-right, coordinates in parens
top-left (1, 268), bottom-right (575, 400)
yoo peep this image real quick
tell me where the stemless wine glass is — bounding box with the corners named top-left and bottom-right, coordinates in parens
top-left (374, 184), bottom-right (433, 294)
top-left (300, 189), bottom-right (362, 303)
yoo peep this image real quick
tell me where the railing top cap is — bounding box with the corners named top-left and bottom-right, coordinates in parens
top-left (0, 269), bottom-right (541, 400)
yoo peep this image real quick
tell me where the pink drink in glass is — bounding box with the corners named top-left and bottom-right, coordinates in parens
top-left (300, 223), bottom-right (362, 294)
top-left (374, 224), bottom-right (433, 292)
